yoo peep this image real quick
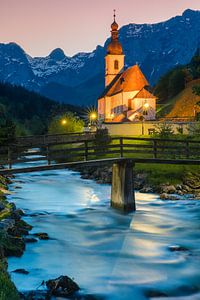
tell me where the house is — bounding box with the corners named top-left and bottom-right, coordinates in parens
top-left (98, 13), bottom-right (156, 123)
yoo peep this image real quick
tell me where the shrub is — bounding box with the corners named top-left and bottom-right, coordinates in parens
top-left (94, 128), bottom-right (111, 155)
top-left (154, 123), bottom-right (174, 139)
top-left (48, 112), bottom-right (84, 134)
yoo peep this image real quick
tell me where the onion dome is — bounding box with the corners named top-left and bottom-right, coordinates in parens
top-left (107, 41), bottom-right (123, 55)
top-left (111, 21), bottom-right (118, 31)
top-left (107, 10), bottom-right (123, 55)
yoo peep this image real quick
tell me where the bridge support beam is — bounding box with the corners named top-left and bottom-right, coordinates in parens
top-left (111, 160), bottom-right (136, 213)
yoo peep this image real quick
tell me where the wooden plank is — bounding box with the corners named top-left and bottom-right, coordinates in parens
top-left (1, 157), bottom-right (200, 175)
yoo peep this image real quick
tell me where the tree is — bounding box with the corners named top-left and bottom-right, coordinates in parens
top-left (0, 118), bottom-right (16, 146)
top-left (48, 113), bottom-right (84, 134)
top-left (193, 86), bottom-right (200, 96)
top-left (189, 48), bottom-right (200, 79)
top-left (168, 69), bottom-right (185, 98)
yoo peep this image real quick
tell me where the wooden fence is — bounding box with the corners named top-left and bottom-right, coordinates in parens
top-left (0, 136), bottom-right (200, 169)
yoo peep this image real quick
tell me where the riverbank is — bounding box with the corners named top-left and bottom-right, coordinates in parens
top-left (0, 174), bottom-right (105, 300)
top-left (71, 164), bottom-right (200, 200)
top-left (0, 174), bottom-right (27, 300)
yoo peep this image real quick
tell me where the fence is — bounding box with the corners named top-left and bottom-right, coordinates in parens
top-left (1, 137), bottom-right (200, 168)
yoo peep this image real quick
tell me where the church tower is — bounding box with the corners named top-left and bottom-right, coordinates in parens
top-left (105, 11), bottom-right (125, 87)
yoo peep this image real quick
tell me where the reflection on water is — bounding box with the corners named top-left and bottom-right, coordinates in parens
top-left (7, 168), bottom-right (200, 300)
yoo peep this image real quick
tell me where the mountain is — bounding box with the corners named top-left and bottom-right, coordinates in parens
top-left (0, 9), bottom-right (200, 106)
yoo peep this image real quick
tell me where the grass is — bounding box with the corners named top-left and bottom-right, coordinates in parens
top-left (157, 79), bottom-right (200, 118)
top-left (35, 135), bottom-right (200, 188)
top-left (134, 163), bottom-right (200, 186)
top-left (0, 260), bottom-right (20, 300)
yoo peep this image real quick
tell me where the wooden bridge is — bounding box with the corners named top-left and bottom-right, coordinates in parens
top-left (0, 133), bottom-right (200, 212)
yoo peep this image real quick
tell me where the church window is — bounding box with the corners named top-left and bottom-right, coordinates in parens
top-left (114, 60), bottom-right (119, 70)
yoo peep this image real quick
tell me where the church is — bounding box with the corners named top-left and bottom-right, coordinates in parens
top-left (98, 13), bottom-right (156, 123)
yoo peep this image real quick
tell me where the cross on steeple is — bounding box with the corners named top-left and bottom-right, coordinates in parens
top-left (113, 9), bottom-right (116, 22)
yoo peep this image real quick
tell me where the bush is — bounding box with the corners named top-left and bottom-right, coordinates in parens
top-left (189, 122), bottom-right (200, 137)
top-left (154, 123), bottom-right (174, 139)
top-left (0, 260), bottom-right (20, 300)
top-left (94, 128), bottom-right (111, 154)
top-left (48, 112), bottom-right (84, 134)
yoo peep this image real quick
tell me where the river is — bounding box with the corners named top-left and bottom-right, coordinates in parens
top-left (6, 163), bottom-right (200, 300)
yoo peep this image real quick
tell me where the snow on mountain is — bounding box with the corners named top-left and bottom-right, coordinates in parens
top-left (0, 9), bottom-right (200, 105)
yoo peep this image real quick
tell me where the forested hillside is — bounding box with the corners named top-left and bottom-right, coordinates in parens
top-left (155, 48), bottom-right (200, 104)
top-left (0, 82), bottom-right (81, 137)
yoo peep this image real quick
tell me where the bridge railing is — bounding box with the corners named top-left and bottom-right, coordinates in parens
top-left (0, 136), bottom-right (200, 169)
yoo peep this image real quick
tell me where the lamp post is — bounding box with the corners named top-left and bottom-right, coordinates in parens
top-left (140, 101), bottom-right (150, 135)
top-left (89, 112), bottom-right (97, 131)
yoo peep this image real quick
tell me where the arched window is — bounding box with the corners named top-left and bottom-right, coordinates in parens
top-left (114, 60), bottom-right (119, 70)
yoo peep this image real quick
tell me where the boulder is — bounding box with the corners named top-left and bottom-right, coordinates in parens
top-left (160, 185), bottom-right (177, 194)
top-left (168, 245), bottom-right (189, 252)
top-left (139, 186), bottom-right (154, 193)
top-left (160, 193), bottom-right (169, 200)
top-left (46, 275), bottom-right (80, 297)
top-left (23, 237), bottom-right (38, 243)
top-left (12, 268), bottom-right (29, 275)
top-left (33, 232), bottom-right (49, 240)
top-left (0, 202), bottom-right (5, 212)
top-left (11, 209), bottom-right (25, 221)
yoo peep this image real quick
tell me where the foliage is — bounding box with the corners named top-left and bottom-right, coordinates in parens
top-left (189, 48), bottom-right (200, 79)
top-left (94, 128), bottom-right (111, 154)
top-left (154, 67), bottom-right (186, 102)
top-left (48, 113), bottom-right (84, 134)
top-left (155, 49), bottom-right (200, 103)
top-left (192, 85), bottom-right (200, 97)
top-left (0, 260), bottom-right (20, 300)
top-left (0, 82), bottom-right (81, 136)
top-left (153, 123), bottom-right (174, 138)
top-left (168, 69), bottom-right (186, 98)
top-left (189, 122), bottom-right (200, 136)
top-left (0, 118), bottom-right (16, 146)
top-left (135, 164), bottom-right (200, 187)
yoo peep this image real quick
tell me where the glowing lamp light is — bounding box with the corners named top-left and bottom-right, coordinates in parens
top-left (143, 102), bottom-right (150, 109)
top-left (61, 119), bottom-right (67, 125)
top-left (90, 112), bottom-right (97, 121)
top-left (110, 113), bottom-right (114, 119)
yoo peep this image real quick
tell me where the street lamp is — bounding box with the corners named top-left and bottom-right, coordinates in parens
top-left (61, 119), bottom-right (67, 125)
top-left (90, 112), bottom-right (97, 122)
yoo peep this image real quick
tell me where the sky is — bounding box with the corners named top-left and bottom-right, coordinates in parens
top-left (0, 0), bottom-right (200, 57)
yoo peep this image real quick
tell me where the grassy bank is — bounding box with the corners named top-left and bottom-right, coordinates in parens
top-left (134, 164), bottom-right (200, 187)
top-left (0, 175), bottom-right (21, 300)
top-left (0, 260), bottom-right (20, 300)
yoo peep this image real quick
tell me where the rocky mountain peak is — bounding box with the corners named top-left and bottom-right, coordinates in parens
top-left (49, 48), bottom-right (66, 61)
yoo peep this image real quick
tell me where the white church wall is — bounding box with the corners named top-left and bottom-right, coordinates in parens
top-left (105, 122), bottom-right (190, 136)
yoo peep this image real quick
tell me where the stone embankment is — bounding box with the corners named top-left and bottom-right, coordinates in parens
top-left (71, 165), bottom-right (200, 200)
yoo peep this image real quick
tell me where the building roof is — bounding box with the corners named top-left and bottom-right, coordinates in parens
top-left (112, 113), bottom-right (130, 122)
top-left (98, 65), bottom-right (149, 99)
top-left (134, 87), bottom-right (156, 99)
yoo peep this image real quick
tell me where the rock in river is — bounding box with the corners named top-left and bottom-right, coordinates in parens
top-left (46, 275), bottom-right (80, 297)
top-left (33, 232), bottom-right (49, 240)
top-left (12, 268), bottom-right (29, 275)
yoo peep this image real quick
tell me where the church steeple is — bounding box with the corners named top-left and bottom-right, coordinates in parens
top-left (105, 10), bottom-right (124, 87)
top-left (107, 10), bottom-right (123, 55)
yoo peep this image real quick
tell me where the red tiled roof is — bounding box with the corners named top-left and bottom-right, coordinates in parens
top-left (134, 87), bottom-right (156, 99)
top-left (98, 65), bottom-right (149, 98)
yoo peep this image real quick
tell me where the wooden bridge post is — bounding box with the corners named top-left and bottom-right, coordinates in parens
top-left (46, 145), bottom-right (51, 165)
top-left (7, 147), bottom-right (12, 169)
top-left (111, 160), bottom-right (136, 212)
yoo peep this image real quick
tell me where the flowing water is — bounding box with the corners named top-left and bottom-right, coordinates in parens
top-left (6, 160), bottom-right (200, 300)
